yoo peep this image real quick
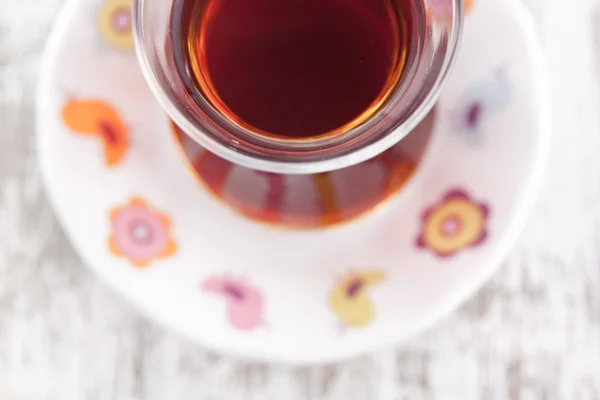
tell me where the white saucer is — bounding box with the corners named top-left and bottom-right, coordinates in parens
top-left (37, 0), bottom-right (549, 364)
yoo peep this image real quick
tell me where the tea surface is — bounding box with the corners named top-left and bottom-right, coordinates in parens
top-left (171, 0), bottom-right (407, 138)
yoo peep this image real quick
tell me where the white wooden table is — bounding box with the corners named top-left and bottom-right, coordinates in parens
top-left (1, 0), bottom-right (599, 398)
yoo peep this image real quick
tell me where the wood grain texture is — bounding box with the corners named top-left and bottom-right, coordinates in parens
top-left (1, 0), bottom-right (599, 398)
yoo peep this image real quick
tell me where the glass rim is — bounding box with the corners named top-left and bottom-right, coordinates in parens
top-left (132, 0), bottom-right (464, 174)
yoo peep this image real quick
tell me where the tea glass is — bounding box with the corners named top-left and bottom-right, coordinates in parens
top-left (132, 0), bottom-right (463, 227)
top-left (133, 0), bottom-right (463, 174)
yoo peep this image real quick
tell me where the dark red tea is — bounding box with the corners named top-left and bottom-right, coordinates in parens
top-left (170, 0), bottom-right (408, 138)
top-left (167, 0), bottom-right (432, 228)
top-left (171, 108), bottom-right (436, 228)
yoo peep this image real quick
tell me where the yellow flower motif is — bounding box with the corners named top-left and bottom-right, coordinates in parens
top-left (98, 0), bottom-right (134, 51)
top-left (329, 270), bottom-right (386, 328)
top-left (109, 197), bottom-right (177, 268)
top-left (416, 189), bottom-right (489, 257)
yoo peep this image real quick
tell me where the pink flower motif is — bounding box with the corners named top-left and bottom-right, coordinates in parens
top-left (416, 189), bottom-right (490, 257)
top-left (201, 277), bottom-right (264, 331)
top-left (109, 197), bottom-right (177, 268)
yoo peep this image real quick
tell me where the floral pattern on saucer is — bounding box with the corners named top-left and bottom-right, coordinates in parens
top-left (329, 270), bottom-right (386, 329)
top-left (453, 69), bottom-right (512, 146)
top-left (109, 197), bottom-right (177, 267)
top-left (465, 0), bottom-right (473, 14)
top-left (416, 189), bottom-right (490, 257)
top-left (61, 98), bottom-right (129, 167)
top-left (98, 0), bottom-right (134, 51)
top-left (201, 277), bottom-right (265, 331)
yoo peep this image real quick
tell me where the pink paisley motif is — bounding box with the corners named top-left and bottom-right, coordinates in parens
top-left (202, 277), bottom-right (264, 331)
